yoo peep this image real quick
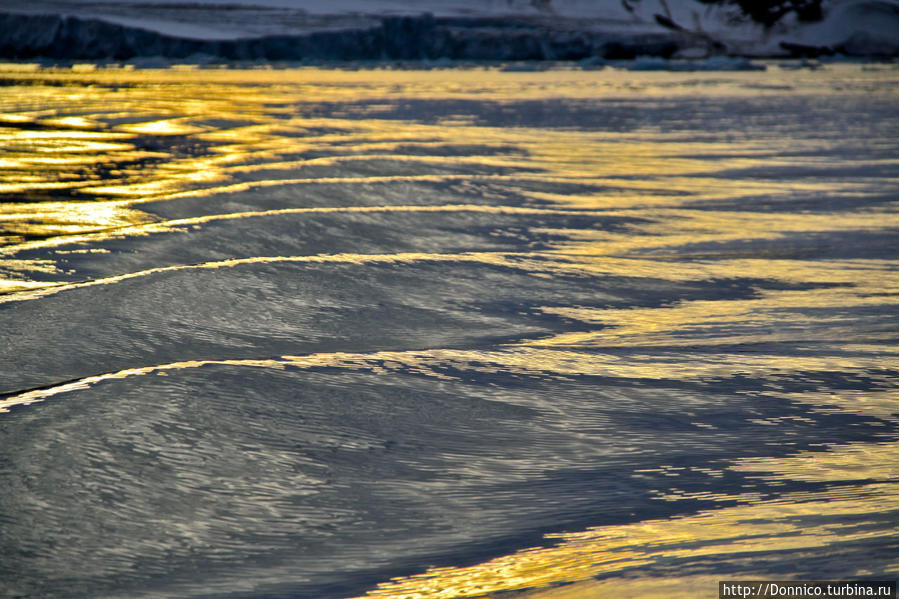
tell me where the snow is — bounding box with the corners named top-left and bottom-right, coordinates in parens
top-left (1, 0), bottom-right (897, 58)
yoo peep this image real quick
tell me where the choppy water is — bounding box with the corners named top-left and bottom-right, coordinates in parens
top-left (0, 63), bottom-right (897, 599)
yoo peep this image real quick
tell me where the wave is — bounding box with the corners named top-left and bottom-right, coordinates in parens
top-left (1, 64), bottom-right (897, 598)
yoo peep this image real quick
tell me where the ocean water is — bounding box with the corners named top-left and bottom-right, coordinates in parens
top-left (0, 63), bottom-right (897, 599)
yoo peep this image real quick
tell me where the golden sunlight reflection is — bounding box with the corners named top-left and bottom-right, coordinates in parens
top-left (359, 438), bottom-right (899, 599)
top-left (534, 274), bottom-right (899, 349)
top-left (355, 484), bottom-right (899, 598)
top-left (1, 64), bottom-right (896, 275)
top-left (1, 64), bottom-right (897, 599)
top-left (0, 200), bottom-right (155, 239)
top-left (116, 118), bottom-right (209, 136)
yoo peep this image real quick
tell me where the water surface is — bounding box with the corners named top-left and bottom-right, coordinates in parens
top-left (0, 63), bottom-right (897, 599)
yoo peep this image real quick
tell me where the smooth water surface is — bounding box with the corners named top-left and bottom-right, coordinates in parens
top-left (0, 63), bottom-right (897, 598)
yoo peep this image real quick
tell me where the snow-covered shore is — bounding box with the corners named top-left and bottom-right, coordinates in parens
top-left (1, 0), bottom-right (897, 61)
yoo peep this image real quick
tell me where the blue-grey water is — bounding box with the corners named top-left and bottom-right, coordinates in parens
top-left (0, 63), bottom-right (897, 599)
